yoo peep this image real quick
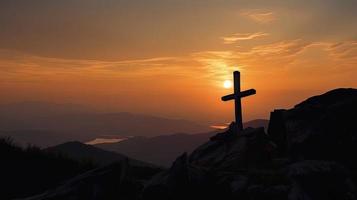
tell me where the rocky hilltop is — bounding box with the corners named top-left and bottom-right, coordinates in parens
top-left (268, 88), bottom-right (357, 167)
top-left (22, 88), bottom-right (357, 200)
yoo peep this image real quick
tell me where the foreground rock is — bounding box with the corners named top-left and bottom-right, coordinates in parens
top-left (189, 124), bottom-right (273, 170)
top-left (143, 124), bottom-right (280, 200)
top-left (144, 88), bottom-right (357, 200)
top-left (268, 88), bottom-right (357, 168)
top-left (21, 160), bottom-right (162, 200)
top-left (288, 160), bottom-right (355, 200)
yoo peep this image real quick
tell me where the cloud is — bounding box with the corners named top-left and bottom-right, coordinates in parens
top-left (190, 40), bottom-right (315, 88)
top-left (222, 32), bottom-right (269, 44)
top-left (327, 41), bottom-right (357, 60)
top-left (193, 40), bottom-right (310, 70)
top-left (241, 10), bottom-right (276, 24)
top-left (0, 49), bottom-right (180, 70)
top-left (243, 40), bottom-right (310, 57)
top-left (192, 38), bottom-right (357, 86)
top-left (0, 49), bottom-right (187, 82)
top-left (2, 39), bottom-right (357, 86)
top-left (191, 51), bottom-right (241, 82)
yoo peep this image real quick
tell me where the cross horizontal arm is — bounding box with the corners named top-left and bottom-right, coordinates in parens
top-left (221, 89), bottom-right (256, 101)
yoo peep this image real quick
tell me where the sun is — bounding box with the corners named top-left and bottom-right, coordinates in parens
top-left (223, 80), bottom-right (233, 89)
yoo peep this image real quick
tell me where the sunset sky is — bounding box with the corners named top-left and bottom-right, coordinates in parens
top-left (1, 0), bottom-right (357, 124)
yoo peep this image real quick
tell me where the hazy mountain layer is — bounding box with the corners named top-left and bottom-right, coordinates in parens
top-left (0, 102), bottom-right (211, 147)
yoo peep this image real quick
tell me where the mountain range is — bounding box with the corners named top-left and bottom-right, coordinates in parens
top-left (0, 101), bottom-right (212, 147)
top-left (45, 141), bottom-right (157, 167)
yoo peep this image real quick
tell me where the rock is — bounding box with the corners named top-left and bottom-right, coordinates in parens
top-left (230, 175), bottom-right (249, 198)
top-left (143, 124), bottom-right (278, 200)
top-left (246, 185), bottom-right (289, 200)
top-left (268, 88), bottom-right (357, 168)
top-left (189, 123), bottom-right (274, 170)
top-left (288, 160), bottom-right (357, 200)
top-left (143, 153), bottom-right (211, 200)
top-left (20, 159), bottom-right (162, 200)
top-left (268, 109), bottom-right (288, 156)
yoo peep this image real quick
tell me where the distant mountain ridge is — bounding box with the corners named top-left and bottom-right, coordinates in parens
top-left (0, 101), bottom-right (211, 147)
top-left (46, 141), bottom-right (157, 168)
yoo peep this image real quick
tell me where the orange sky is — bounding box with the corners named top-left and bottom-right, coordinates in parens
top-left (1, 0), bottom-right (357, 124)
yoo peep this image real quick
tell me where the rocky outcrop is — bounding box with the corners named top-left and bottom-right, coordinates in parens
top-left (268, 88), bottom-right (357, 167)
top-left (288, 160), bottom-right (356, 200)
top-left (144, 88), bottom-right (357, 200)
top-left (189, 123), bottom-right (273, 170)
top-left (21, 159), bottom-right (162, 200)
top-left (143, 124), bottom-right (278, 200)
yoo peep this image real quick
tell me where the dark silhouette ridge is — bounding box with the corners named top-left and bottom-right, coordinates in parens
top-left (0, 138), bottom-right (95, 200)
top-left (268, 88), bottom-right (357, 166)
top-left (46, 141), bottom-right (158, 167)
top-left (0, 138), bottom-right (162, 200)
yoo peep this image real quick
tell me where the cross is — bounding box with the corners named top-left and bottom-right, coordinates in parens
top-left (221, 71), bottom-right (256, 132)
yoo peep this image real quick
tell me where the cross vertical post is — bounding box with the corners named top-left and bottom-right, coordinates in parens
top-left (221, 71), bottom-right (256, 133)
top-left (234, 71), bottom-right (243, 131)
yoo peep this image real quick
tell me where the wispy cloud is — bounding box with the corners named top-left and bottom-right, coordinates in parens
top-left (222, 32), bottom-right (269, 44)
top-left (2, 39), bottom-right (357, 86)
top-left (0, 49), bottom-right (186, 82)
top-left (189, 40), bottom-right (318, 87)
top-left (241, 10), bottom-right (276, 24)
top-left (191, 39), bottom-right (357, 87)
top-left (327, 41), bottom-right (357, 60)
top-left (244, 40), bottom-right (310, 57)
top-left (191, 51), bottom-right (241, 82)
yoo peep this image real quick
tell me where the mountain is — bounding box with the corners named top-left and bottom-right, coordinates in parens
top-left (96, 132), bottom-right (217, 167)
top-left (46, 141), bottom-right (157, 167)
top-left (96, 120), bottom-right (269, 166)
top-left (22, 88), bottom-right (357, 200)
top-left (0, 101), bottom-right (211, 147)
top-left (0, 138), bottom-right (162, 200)
top-left (0, 130), bottom-right (75, 148)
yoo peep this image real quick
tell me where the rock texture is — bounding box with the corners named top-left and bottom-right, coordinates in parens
top-left (189, 124), bottom-right (273, 170)
top-left (143, 124), bottom-right (278, 200)
top-left (268, 88), bottom-right (357, 167)
top-left (22, 160), bottom-right (162, 200)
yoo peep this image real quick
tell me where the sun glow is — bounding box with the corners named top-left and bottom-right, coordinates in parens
top-left (223, 80), bottom-right (233, 89)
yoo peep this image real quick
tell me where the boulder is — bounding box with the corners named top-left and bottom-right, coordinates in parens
top-left (288, 160), bottom-right (357, 200)
top-left (189, 123), bottom-right (274, 170)
top-left (20, 159), bottom-right (162, 200)
top-left (143, 124), bottom-right (276, 200)
top-left (268, 88), bottom-right (357, 168)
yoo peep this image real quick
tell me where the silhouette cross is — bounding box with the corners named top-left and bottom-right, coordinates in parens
top-left (221, 71), bottom-right (256, 131)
